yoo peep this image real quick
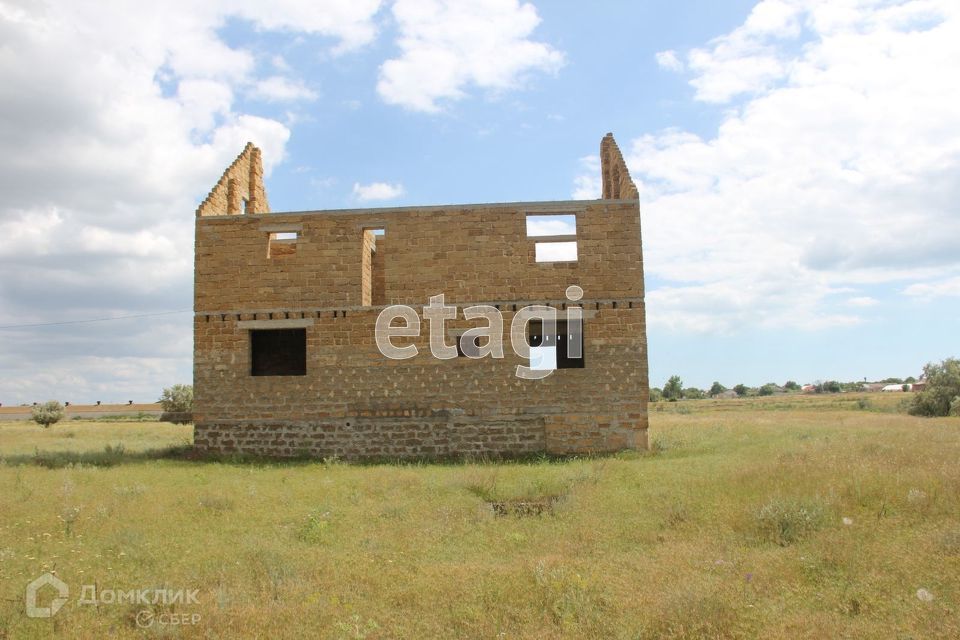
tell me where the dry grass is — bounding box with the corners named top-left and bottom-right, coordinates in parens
top-left (0, 395), bottom-right (958, 638)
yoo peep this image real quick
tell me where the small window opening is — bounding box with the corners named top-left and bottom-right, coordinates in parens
top-left (535, 241), bottom-right (578, 263)
top-left (526, 214), bottom-right (576, 237)
top-left (267, 231), bottom-right (298, 258)
top-left (362, 227), bottom-right (385, 306)
top-left (251, 329), bottom-right (306, 376)
top-left (527, 320), bottom-right (584, 370)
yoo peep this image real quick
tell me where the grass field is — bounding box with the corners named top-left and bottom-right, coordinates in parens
top-left (1, 394), bottom-right (958, 638)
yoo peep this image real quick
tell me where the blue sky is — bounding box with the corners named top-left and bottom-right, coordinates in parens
top-left (0, 0), bottom-right (958, 402)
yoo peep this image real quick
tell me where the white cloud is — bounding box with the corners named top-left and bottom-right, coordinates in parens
top-left (353, 181), bottom-right (406, 201)
top-left (571, 155), bottom-right (601, 199)
top-left (903, 277), bottom-right (960, 300)
top-left (534, 241), bottom-right (577, 263)
top-left (685, 0), bottom-right (804, 102)
top-left (576, 0), bottom-right (960, 333)
top-left (847, 296), bottom-right (879, 308)
top-left (0, 0), bottom-right (382, 403)
top-left (249, 76), bottom-right (318, 102)
top-left (377, 0), bottom-right (564, 112)
top-left (655, 49), bottom-right (684, 72)
top-left (230, 0), bottom-right (384, 53)
top-left (647, 280), bottom-right (863, 334)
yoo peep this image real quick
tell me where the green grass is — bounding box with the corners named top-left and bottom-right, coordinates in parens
top-left (0, 397), bottom-right (958, 638)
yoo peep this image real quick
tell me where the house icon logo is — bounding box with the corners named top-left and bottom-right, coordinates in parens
top-left (25, 573), bottom-right (69, 618)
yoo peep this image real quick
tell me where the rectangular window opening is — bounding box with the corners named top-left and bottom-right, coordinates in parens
top-left (535, 241), bottom-right (578, 263)
top-left (362, 228), bottom-right (385, 306)
top-left (251, 329), bottom-right (306, 376)
top-left (527, 320), bottom-right (584, 370)
top-left (526, 214), bottom-right (577, 237)
top-left (267, 231), bottom-right (298, 259)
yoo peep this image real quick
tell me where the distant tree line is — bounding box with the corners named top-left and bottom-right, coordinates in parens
top-left (649, 358), bottom-right (958, 417)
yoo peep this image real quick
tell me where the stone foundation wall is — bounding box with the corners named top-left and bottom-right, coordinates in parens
top-left (194, 416), bottom-right (546, 459)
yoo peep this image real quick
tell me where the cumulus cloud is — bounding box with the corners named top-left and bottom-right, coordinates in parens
top-left (377, 0), bottom-right (564, 112)
top-left (249, 76), bottom-right (318, 102)
top-left (903, 276), bottom-right (960, 300)
top-left (0, 0), bottom-right (382, 403)
top-left (577, 0), bottom-right (960, 333)
top-left (686, 0), bottom-right (804, 102)
top-left (571, 155), bottom-right (602, 200)
top-left (353, 181), bottom-right (406, 201)
top-left (655, 49), bottom-right (684, 72)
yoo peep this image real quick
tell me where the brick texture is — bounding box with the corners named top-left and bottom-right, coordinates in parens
top-left (196, 143), bottom-right (270, 217)
top-left (193, 134), bottom-right (649, 459)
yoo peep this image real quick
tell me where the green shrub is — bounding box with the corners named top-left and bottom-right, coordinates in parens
top-left (159, 384), bottom-right (193, 413)
top-left (910, 358), bottom-right (960, 417)
top-left (298, 509), bottom-right (334, 544)
top-left (31, 400), bottom-right (64, 428)
top-left (663, 375), bottom-right (683, 401)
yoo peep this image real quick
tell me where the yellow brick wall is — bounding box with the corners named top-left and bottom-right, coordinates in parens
top-left (193, 198), bottom-right (648, 458)
top-left (194, 201), bottom-right (643, 312)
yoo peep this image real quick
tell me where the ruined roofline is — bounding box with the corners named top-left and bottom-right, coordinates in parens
top-left (600, 132), bottom-right (639, 200)
top-left (196, 142), bottom-right (271, 217)
top-left (196, 132), bottom-right (637, 218)
top-left (195, 197), bottom-right (639, 220)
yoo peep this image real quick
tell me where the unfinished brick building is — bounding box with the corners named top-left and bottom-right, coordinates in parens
top-left (193, 134), bottom-right (648, 458)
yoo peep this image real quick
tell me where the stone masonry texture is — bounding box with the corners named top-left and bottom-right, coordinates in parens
top-left (193, 133), bottom-right (648, 459)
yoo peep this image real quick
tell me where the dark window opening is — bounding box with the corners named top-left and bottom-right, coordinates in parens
top-left (251, 329), bottom-right (306, 376)
top-left (527, 320), bottom-right (584, 369)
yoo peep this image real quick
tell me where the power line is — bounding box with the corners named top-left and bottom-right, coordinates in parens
top-left (0, 309), bottom-right (192, 330)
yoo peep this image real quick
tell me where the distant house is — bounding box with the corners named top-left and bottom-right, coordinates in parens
top-left (911, 381), bottom-right (926, 392)
top-left (715, 390), bottom-right (739, 399)
top-left (881, 384), bottom-right (906, 392)
top-left (862, 383), bottom-right (885, 392)
top-left (801, 384), bottom-right (817, 393)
